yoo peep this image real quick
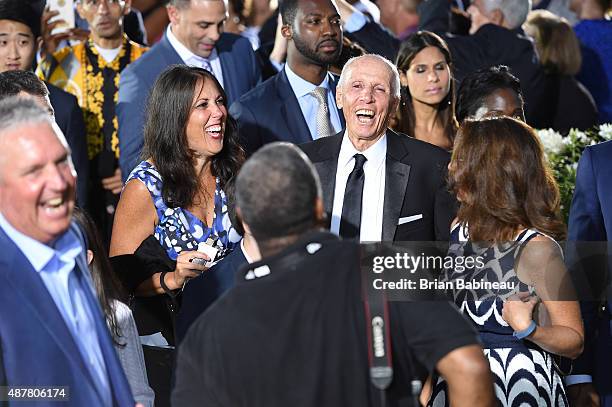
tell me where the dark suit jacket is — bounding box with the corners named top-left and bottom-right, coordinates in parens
top-left (300, 130), bottom-right (456, 241)
top-left (117, 32), bottom-right (262, 180)
top-left (0, 222), bottom-right (134, 406)
top-left (347, 0), bottom-right (554, 129)
top-left (47, 83), bottom-right (89, 208)
top-left (176, 247), bottom-right (247, 343)
top-left (230, 68), bottom-right (345, 155)
top-left (567, 141), bottom-right (612, 402)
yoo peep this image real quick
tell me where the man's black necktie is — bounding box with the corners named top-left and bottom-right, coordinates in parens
top-left (340, 153), bottom-right (367, 239)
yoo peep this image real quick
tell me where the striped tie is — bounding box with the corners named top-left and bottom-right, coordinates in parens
top-left (310, 87), bottom-right (334, 138)
top-left (190, 56), bottom-right (214, 76)
top-left (201, 59), bottom-right (213, 75)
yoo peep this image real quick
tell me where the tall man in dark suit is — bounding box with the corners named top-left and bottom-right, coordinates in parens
top-left (300, 54), bottom-right (455, 242)
top-left (566, 140), bottom-right (612, 407)
top-left (117, 0), bottom-right (262, 179)
top-left (0, 1), bottom-right (89, 207)
top-left (0, 98), bottom-right (134, 406)
top-left (230, 0), bottom-right (345, 155)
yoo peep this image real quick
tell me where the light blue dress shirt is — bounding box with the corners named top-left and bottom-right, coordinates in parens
top-left (284, 64), bottom-right (342, 140)
top-left (0, 213), bottom-right (111, 406)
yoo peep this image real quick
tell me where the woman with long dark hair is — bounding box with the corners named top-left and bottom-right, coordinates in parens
top-left (111, 65), bottom-right (244, 295)
top-left (110, 65), bottom-right (244, 406)
top-left (429, 117), bottom-right (583, 406)
top-left (394, 31), bottom-right (458, 150)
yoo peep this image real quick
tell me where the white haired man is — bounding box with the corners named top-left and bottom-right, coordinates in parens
top-left (301, 54), bottom-right (456, 242)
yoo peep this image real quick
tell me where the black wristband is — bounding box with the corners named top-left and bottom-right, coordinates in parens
top-left (160, 271), bottom-right (179, 298)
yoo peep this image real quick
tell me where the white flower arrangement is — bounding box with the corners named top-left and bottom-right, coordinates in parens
top-left (537, 124), bottom-right (612, 221)
top-left (537, 128), bottom-right (568, 155)
top-left (598, 123), bottom-right (612, 140)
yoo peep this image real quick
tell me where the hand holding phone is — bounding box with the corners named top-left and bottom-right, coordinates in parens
top-left (196, 239), bottom-right (220, 268)
top-left (46, 0), bottom-right (75, 36)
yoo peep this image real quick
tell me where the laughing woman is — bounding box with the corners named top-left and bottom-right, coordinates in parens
top-left (111, 65), bottom-right (243, 296)
top-left (110, 65), bottom-right (244, 406)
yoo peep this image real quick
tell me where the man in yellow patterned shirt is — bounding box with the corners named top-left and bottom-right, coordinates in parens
top-left (38, 0), bottom-right (147, 243)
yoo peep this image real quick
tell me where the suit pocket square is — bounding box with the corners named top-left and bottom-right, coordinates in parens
top-left (398, 214), bottom-right (423, 225)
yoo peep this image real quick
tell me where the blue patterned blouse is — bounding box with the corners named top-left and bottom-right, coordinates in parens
top-left (126, 161), bottom-right (241, 261)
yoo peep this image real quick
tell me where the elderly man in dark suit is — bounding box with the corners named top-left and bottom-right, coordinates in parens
top-left (230, 0), bottom-right (345, 155)
top-left (118, 0), bottom-right (262, 179)
top-left (300, 54), bottom-right (455, 242)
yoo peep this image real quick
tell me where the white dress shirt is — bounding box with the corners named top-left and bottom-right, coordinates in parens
top-left (330, 132), bottom-right (387, 242)
top-left (284, 64), bottom-right (342, 140)
top-left (166, 25), bottom-right (225, 89)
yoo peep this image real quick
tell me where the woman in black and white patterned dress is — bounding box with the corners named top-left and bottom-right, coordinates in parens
top-left (428, 118), bottom-right (584, 407)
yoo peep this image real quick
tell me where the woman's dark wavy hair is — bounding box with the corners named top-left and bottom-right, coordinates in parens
top-left (456, 65), bottom-right (523, 123)
top-left (395, 31), bottom-right (458, 146)
top-left (142, 65), bottom-right (245, 208)
top-left (449, 117), bottom-right (566, 242)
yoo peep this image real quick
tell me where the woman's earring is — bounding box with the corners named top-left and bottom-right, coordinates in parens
top-left (400, 86), bottom-right (408, 107)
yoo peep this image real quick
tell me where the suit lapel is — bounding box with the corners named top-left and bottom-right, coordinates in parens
top-left (382, 131), bottom-right (411, 241)
top-left (219, 58), bottom-right (235, 102)
top-left (217, 37), bottom-right (239, 104)
top-left (310, 133), bottom-right (343, 220)
top-left (0, 228), bottom-right (101, 399)
top-left (278, 70), bottom-right (313, 144)
top-left (316, 159), bottom-right (338, 217)
top-left (159, 33), bottom-right (185, 66)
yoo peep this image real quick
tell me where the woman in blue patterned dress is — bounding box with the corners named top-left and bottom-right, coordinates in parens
top-left (110, 65), bottom-right (244, 407)
top-left (428, 118), bottom-right (584, 407)
top-left (110, 64), bottom-right (244, 298)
